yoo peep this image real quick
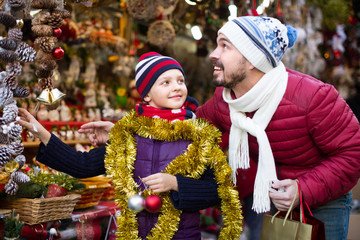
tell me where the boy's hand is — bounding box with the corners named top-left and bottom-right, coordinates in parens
top-left (142, 173), bottom-right (178, 193)
top-left (17, 108), bottom-right (51, 145)
top-left (78, 121), bottom-right (114, 146)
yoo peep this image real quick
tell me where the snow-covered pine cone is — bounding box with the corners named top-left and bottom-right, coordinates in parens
top-left (3, 103), bottom-right (18, 122)
top-left (9, 140), bottom-right (24, 156)
top-left (12, 85), bottom-right (30, 98)
top-left (5, 179), bottom-right (19, 195)
top-left (0, 87), bottom-right (14, 107)
top-left (0, 145), bottom-right (11, 167)
top-left (8, 124), bottom-right (22, 140)
top-left (15, 42), bottom-right (36, 62)
top-left (6, 61), bottom-right (22, 76)
top-left (11, 171), bottom-right (30, 184)
top-left (2, 75), bottom-right (17, 89)
top-left (8, 28), bottom-right (23, 41)
top-left (14, 154), bottom-right (26, 168)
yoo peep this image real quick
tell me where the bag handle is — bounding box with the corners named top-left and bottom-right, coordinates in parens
top-left (271, 180), bottom-right (307, 226)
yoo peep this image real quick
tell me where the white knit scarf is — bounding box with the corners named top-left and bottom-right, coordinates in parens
top-left (222, 62), bottom-right (288, 213)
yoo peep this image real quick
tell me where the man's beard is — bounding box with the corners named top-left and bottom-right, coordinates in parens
top-left (212, 70), bottom-right (246, 89)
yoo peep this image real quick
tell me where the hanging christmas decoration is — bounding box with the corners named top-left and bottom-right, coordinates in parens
top-left (147, 20), bottom-right (175, 47)
top-left (0, 1), bottom-right (38, 195)
top-left (31, 0), bottom-right (70, 110)
top-left (144, 195), bottom-right (162, 213)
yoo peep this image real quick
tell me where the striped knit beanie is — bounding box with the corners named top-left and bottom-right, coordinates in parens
top-left (218, 16), bottom-right (297, 73)
top-left (135, 52), bottom-right (185, 99)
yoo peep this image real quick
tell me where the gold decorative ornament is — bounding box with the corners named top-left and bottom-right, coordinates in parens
top-left (5, 161), bottom-right (19, 174)
top-left (105, 111), bottom-right (243, 240)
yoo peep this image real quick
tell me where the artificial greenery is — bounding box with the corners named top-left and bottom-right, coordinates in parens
top-left (27, 170), bottom-right (85, 191)
top-left (3, 211), bottom-right (24, 239)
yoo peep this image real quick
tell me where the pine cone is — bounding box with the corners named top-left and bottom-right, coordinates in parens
top-left (32, 24), bottom-right (53, 37)
top-left (5, 179), bottom-right (19, 195)
top-left (0, 70), bottom-right (8, 80)
top-left (34, 36), bottom-right (57, 53)
top-left (36, 49), bottom-right (54, 63)
top-left (39, 59), bottom-right (57, 71)
top-left (0, 11), bottom-right (17, 28)
top-left (0, 38), bottom-right (17, 50)
top-left (30, 0), bottom-right (58, 10)
top-left (9, 140), bottom-right (24, 155)
top-left (0, 87), bottom-right (14, 107)
top-left (0, 145), bottom-right (11, 166)
top-left (7, 28), bottom-right (23, 41)
top-left (15, 42), bottom-right (37, 62)
top-left (0, 48), bottom-right (18, 62)
top-left (3, 103), bottom-right (18, 122)
top-left (8, 0), bottom-right (26, 11)
top-left (14, 154), bottom-right (25, 168)
top-left (8, 123), bottom-right (22, 140)
top-left (6, 61), bottom-right (22, 76)
top-left (12, 85), bottom-right (30, 98)
top-left (47, 13), bottom-right (64, 28)
top-left (32, 11), bottom-right (50, 25)
top-left (52, 9), bottom-right (71, 19)
top-left (38, 77), bottom-right (53, 89)
top-left (0, 132), bottom-right (8, 144)
top-left (35, 68), bottom-right (53, 78)
top-left (2, 75), bottom-right (17, 89)
top-left (11, 171), bottom-right (30, 183)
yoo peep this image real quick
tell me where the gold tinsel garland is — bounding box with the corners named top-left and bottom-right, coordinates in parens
top-left (105, 111), bottom-right (243, 239)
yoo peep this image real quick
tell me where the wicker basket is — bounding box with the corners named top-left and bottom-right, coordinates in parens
top-left (2, 194), bottom-right (81, 225)
top-left (71, 176), bottom-right (112, 209)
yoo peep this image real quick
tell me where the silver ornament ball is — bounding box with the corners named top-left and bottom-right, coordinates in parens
top-left (128, 194), bottom-right (145, 212)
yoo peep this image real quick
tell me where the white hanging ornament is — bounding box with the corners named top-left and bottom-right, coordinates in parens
top-left (128, 194), bottom-right (145, 212)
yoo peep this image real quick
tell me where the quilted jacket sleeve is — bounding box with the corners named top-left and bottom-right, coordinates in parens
top-left (36, 134), bottom-right (107, 178)
top-left (299, 83), bottom-right (360, 207)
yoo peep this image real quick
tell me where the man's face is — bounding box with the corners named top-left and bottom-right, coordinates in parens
top-left (209, 34), bottom-right (247, 89)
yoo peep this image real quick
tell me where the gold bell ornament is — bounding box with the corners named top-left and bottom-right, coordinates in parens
top-left (35, 88), bottom-right (66, 113)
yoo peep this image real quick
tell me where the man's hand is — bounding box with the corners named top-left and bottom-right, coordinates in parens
top-left (78, 121), bottom-right (114, 146)
top-left (142, 173), bottom-right (178, 193)
top-left (269, 179), bottom-right (299, 211)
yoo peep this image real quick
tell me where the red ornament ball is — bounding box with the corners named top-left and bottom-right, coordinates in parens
top-left (53, 28), bottom-right (62, 38)
top-left (52, 47), bottom-right (64, 60)
top-left (144, 195), bottom-right (162, 213)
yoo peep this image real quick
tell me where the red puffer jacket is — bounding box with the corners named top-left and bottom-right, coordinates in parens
top-left (197, 69), bottom-right (360, 208)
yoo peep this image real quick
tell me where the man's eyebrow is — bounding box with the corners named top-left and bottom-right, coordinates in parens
top-left (217, 37), bottom-right (231, 44)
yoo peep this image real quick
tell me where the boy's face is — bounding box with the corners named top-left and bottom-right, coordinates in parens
top-left (144, 69), bottom-right (187, 109)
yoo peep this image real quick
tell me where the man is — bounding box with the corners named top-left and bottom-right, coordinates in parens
top-left (74, 16), bottom-right (360, 240)
top-left (196, 16), bottom-right (360, 240)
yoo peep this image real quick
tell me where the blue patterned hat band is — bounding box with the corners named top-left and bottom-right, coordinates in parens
top-left (218, 16), bottom-right (297, 73)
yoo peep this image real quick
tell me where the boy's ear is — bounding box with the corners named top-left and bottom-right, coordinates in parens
top-left (143, 94), bottom-right (151, 102)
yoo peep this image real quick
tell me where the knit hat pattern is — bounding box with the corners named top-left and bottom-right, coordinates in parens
top-left (218, 16), bottom-right (297, 73)
top-left (135, 52), bottom-right (185, 99)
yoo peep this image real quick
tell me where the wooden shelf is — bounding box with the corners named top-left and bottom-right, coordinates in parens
top-left (23, 140), bottom-right (91, 148)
